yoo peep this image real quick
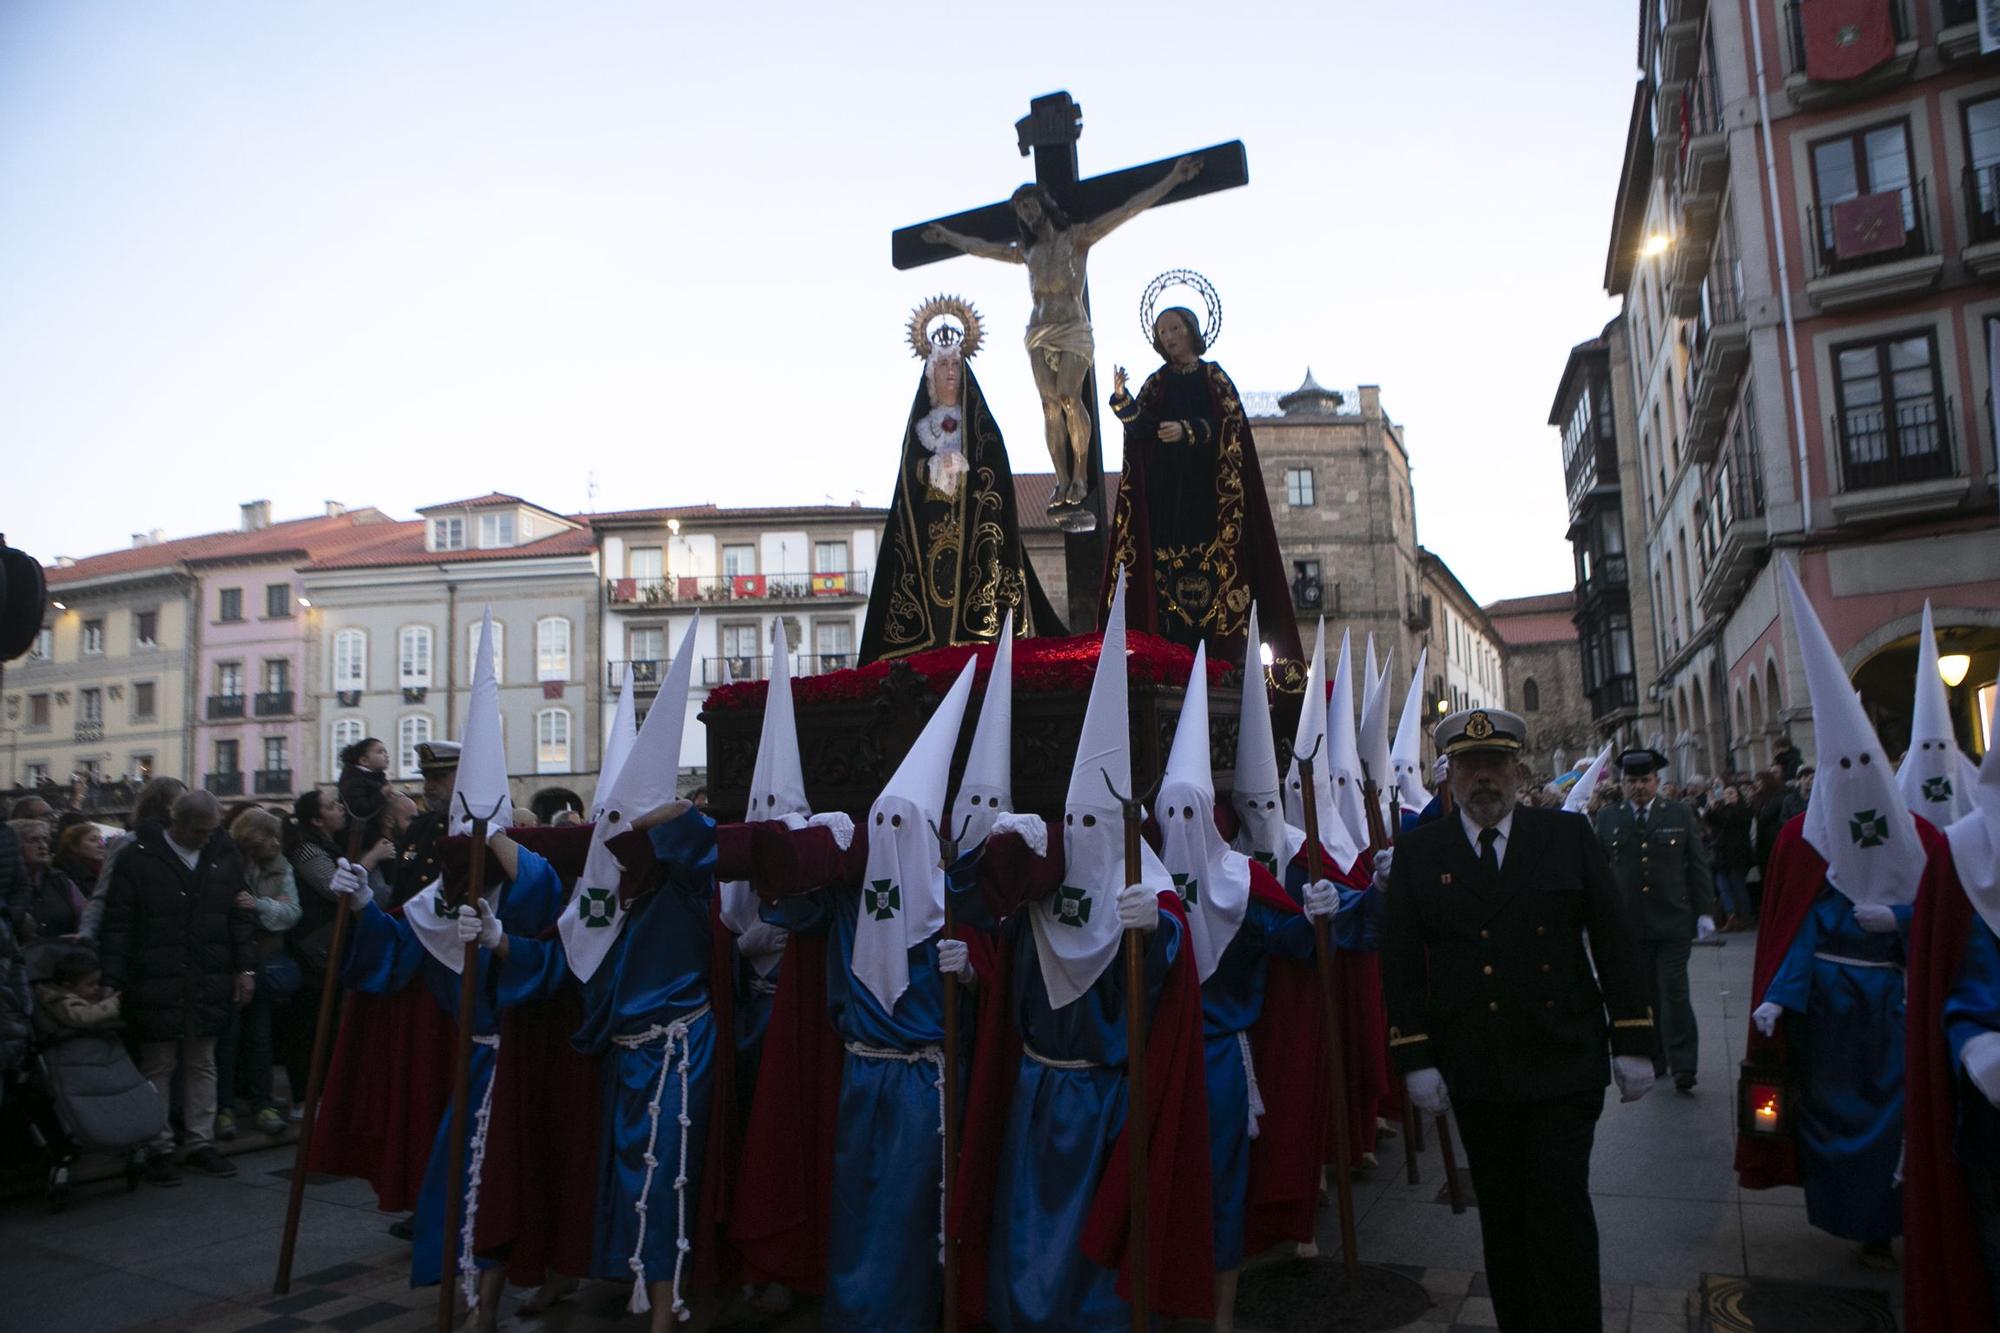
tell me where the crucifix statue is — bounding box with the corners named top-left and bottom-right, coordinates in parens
top-left (892, 91), bottom-right (1247, 629)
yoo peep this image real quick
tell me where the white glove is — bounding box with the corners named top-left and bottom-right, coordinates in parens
top-left (806, 811), bottom-right (855, 851)
top-left (1116, 882), bottom-right (1159, 933)
top-left (1303, 878), bottom-right (1341, 920)
top-left (1405, 1067), bottom-right (1449, 1113)
top-left (1696, 915), bottom-right (1716, 940)
top-left (456, 900), bottom-right (502, 950)
top-left (1371, 848), bottom-right (1393, 892)
top-left (329, 857), bottom-right (372, 913)
top-left (991, 811), bottom-right (1048, 858)
top-left (1752, 1001), bottom-right (1784, 1038)
top-left (1961, 1031), bottom-right (2000, 1108)
top-left (735, 921), bottom-right (789, 963)
top-left (1853, 903), bottom-right (1898, 934)
top-left (1613, 1055), bottom-right (1656, 1103)
top-left (937, 937), bottom-right (973, 978)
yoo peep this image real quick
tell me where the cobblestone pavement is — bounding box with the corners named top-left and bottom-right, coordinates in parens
top-left (0, 928), bottom-right (1905, 1331)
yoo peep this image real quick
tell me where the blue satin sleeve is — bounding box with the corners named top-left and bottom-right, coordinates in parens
top-left (762, 887), bottom-right (833, 936)
top-left (1764, 889), bottom-right (1827, 1012)
top-left (1264, 900), bottom-right (1316, 961)
top-left (340, 903), bottom-right (425, 994)
top-left (494, 847), bottom-right (565, 936)
top-left (1947, 915), bottom-right (2000, 1073)
top-left (647, 807), bottom-right (718, 895)
top-left (1337, 885), bottom-right (1381, 952)
top-left (495, 932), bottom-right (571, 1009)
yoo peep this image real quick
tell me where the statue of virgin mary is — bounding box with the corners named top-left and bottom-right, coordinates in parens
top-left (858, 297), bottom-right (1063, 665)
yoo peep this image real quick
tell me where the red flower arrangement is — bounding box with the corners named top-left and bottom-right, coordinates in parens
top-left (703, 630), bottom-right (1230, 712)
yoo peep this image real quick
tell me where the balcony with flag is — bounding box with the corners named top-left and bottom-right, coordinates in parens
top-left (1782, 0), bottom-right (1915, 108)
top-left (606, 569), bottom-right (871, 607)
top-left (1804, 179), bottom-right (1942, 312)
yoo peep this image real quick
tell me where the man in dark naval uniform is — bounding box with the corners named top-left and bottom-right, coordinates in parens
top-left (1595, 748), bottom-right (1715, 1092)
top-left (381, 739), bottom-right (457, 910)
top-left (1383, 707), bottom-right (1658, 1332)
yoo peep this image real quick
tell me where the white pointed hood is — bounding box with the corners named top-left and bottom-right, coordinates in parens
top-left (1324, 630), bottom-right (1370, 865)
top-left (1780, 558), bottom-right (1925, 907)
top-left (1897, 601), bottom-right (1979, 825)
top-left (948, 611), bottom-right (1014, 850)
top-left (594, 666), bottom-right (640, 820)
top-left (1357, 643), bottom-right (1395, 842)
top-left (1156, 644), bottom-right (1251, 982)
top-left (1563, 741), bottom-right (1615, 815)
top-left (1034, 569), bottom-right (1172, 1008)
top-left (559, 615), bottom-right (700, 982)
top-left (1232, 603), bottom-right (1305, 875)
top-left (448, 607), bottom-right (513, 836)
top-left (1945, 686), bottom-right (2000, 930)
top-left (855, 659), bottom-right (977, 1012)
top-left (1390, 648), bottom-right (1431, 811)
top-left (719, 623), bottom-right (815, 941)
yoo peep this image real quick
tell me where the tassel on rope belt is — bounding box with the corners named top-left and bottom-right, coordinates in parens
top-left (457, 1033), bottom-right (501, 1313)
top-left (845, 1040), bottom-right (949, 1262)
top-left (1812, 952), bottom-right (1902, 970)
top-left (613, 1002), bottom-right (712, 1320)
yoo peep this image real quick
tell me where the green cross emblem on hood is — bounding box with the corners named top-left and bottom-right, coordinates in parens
top-left (578, 886), bottom-right (617, 927)
top-left (1052, 885), bottom-right (1092, 927)
top-left (1849, 809), bottom-right (1891, 849)
top-left (1172, 872), bottom-right (1199, 906)
top-left (865, 878), bottom-right (901, 922)
top-left (1922, 775), bottom-right (1954, 804)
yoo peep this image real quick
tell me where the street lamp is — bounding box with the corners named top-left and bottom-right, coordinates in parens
top-left (1938, 652), bottom-right (1971, 689)
top-left (1640, 233), bottom-right (1672, 258)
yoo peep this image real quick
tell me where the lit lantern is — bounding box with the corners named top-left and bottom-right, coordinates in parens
top-left (1737, 1062), bottom-right (1792, 1140)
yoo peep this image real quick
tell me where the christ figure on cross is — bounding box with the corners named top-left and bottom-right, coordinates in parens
top-left (922, 153), bottom-right (1202, 529)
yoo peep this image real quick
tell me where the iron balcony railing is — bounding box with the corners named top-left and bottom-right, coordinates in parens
top-left (1833, 394), bottom-right (1957, 491)
top-left (253, 769), bottom-right (293, 795)
top-left (607, 570), bottom-right (872, 607)
top-left (607, 653), bottom-right (858, 690)
top-left (1807, 178), bottom-right (1935, 279)
top-left (206, 771), bottom-right (245, 797)
top-left (1962, 163), bottom-right (2000, 244)
top-left (206, 694), bottom-right (246, 720)
top-left (253, 690), bottom-right (294, 717)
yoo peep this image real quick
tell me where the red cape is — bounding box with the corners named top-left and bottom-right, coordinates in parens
top-left (308, 981), bottom-right (452, 1211)
top-left (1903, 827), bottom-right (1991, 1333)
top-left (952, 831), bottom-right (1217, 1322)
top-left (1241, 860), bottom-right (1333, 1255)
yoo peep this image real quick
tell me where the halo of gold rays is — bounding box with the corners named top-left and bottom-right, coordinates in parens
top-left (907, 294), bottom-right (985, 360)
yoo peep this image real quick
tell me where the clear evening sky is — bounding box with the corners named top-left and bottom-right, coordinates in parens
top-left (1, 2), bottom-right (1632, 604)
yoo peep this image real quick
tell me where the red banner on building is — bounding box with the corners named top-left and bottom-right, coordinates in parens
top-left (611, 577), bottom-right (637, 603)
top-left (1831, 191), bottom-right (1907, 259)
top-left (542, 680), bottom-right (565, 700)
top-left (731, 574), bottom-right (766, 598)
top-left (810, 572), bottom-right (847, 596)
top-left (1802, 0), bottom-right (1896, 82)
top-left (677, 576), bottom-right (702, 600)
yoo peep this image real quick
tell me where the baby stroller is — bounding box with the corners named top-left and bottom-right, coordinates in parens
top-left (20, 941), bottom-right (165, 1210)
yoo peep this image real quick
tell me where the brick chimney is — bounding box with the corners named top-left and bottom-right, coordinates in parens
top-left (241, 500), bottom-right (272, 532)
top-left (324, 500), bottom-right (347, 518)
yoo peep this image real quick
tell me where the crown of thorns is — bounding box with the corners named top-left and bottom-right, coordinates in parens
top-left (907, 295), bottom-right (985, 360)
top-left (1140, 268), bottom-right (1222, 351)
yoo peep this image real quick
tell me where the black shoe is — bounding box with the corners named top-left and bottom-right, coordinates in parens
top-left (143, 1153), bottom-right (183, 1188)
top-left (388, 1216), bottom-right (415, 1242)
top-left (1674, 1072), bottom-right (1698, 1093)
top-left (184, 1146), bottom-right (237, 1177)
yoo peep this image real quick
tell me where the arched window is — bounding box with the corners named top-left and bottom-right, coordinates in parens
top-left (469, 619), bottom-right (504, 684)
top-left (333, 628), bottom-right (367, 691)
top-left (537, 617), bottom-right (571, 682)
top-left (397, 714), bottom-right (433, 779)
top-left (399, 625), bottom-right (433, 687)
top-left (536, 707), bottom-right (571, 774)
top-left (330, 718), bottom-right (365, 779)
top-left (1523, 678), bottom-right (1541, 712)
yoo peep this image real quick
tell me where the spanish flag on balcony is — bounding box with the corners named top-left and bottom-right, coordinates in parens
top-left (810, 572), bottom-right (847, 596)
top-left (1802, 0), bottom-right (1895, 82)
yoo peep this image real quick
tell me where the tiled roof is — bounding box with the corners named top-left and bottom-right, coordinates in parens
top-left (46, 510), bottom-right (395, 587)
top-left (585, 503), bottom-right (884, 528)
top-left (303, 522), bottom-right (597, 572)
top-left (414, 492), bottom-right (527, 513)
top-left (1012, 474), bottom-right (1061, 531)
top-left (1485, 590), bottom-right (1578, 646)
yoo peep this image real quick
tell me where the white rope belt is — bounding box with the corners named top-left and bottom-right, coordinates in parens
top-left (457, 1033), bottom-right (501, 1312)
top-left (1024, 1045), bottom-right (1100, 1071)
top-left (616, 1002), bottom-right (711, 1320)
top-left (1813, 952), bottom-right (1901, 970)
top-left (845, 1040), bottom-right (949, 1262)
top-left (1236, 1030), bottom-right (1267, 1141)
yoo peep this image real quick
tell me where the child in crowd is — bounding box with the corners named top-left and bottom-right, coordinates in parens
top-left (336, 737), bottom-right (392, 851)
top-left (34, 947), bottom-right (120, 1033)
top-left (216, 809), bottom-right (302, 1137)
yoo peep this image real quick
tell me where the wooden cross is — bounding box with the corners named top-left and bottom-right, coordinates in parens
top-left (891, 91), bottom-right (1248, 632)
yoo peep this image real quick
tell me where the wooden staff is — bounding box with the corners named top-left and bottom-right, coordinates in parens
top-left (930, 813), bottom-right (971, 1333)
top-left (274, 794), bottom-right (379, 1294)
top-left (1103, 768), bottom-right (1158, 1333)
top-left (438, 796), bottom-right (504, 1333)
top-left (1359, 764), bottom-right (1421, 1190)
top-left (1293, 740), bottom-right (1358, 1282)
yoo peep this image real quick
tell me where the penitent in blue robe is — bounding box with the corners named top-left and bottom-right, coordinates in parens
top-left (505, 808), bottom-right (718, 1294)
top-left (340, 848), bottom-right (565, 1287)
top-left (761, 850), bottom-right (978, 1333)
top-left (1197, 899), bottom-right (1316, 1271)
top-left (1944, 909), bottom-right (2000, 1307)
top-left (1762, 884), bottom-right (1911, 1242)
top-left (954, 878), bottom-right (1183, 1333)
